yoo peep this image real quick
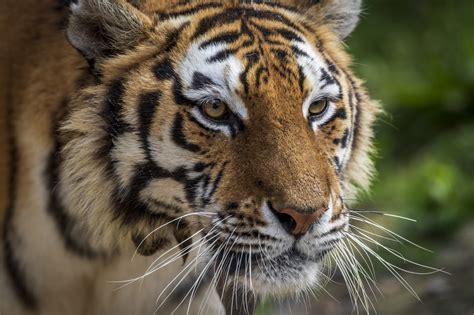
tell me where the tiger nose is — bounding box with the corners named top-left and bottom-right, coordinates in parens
top-left (274, 206), bottom-right (327, 235)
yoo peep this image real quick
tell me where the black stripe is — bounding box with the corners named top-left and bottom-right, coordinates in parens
top-left (148, 199), bottom-right (185, 214)
top-left (138, 91), bottom-right (161, 159)
top-left (207, 48), bottom-right (238, 63)
top-left (319, 107), bottom-right (347, 128)
top-left (101, 79), bottom-right (127, 137)
top-left (271, 63), bottom-right (296, 82)
top-left (199, 31), bottom-right (241, 50)
top-left (2, 99), bottom-right (38, 309)
top-left (239, 0), bottom-right (299, 12)
top-left (192, 8), bottom-right (305, 40)
top-left (157, 2), bottom-right (223, 20)
top-left (193, 162), bottom-right (212, 172)
top-left (240, 50), bottom-right (260, 94)
top-left (344, 73), bottom-right (361, 154)
top-left (248, 20), bottom-right (273, 37)
top-left (352, 92), bottom-right (361, 151)
top-left (319, 67), bottom-right (336, 88)
top-left (298, 65), bottom-right (306, 92)
top-left (255, 65), bottom-right (269, 89)
top-left (275, 28), bottom-right (304, 43)
top-left (206, 162), bottom-right (227, 201)
top-left (191, 72), bottom-right (215, 90)
top-left (271, 48), bottom-right (287, 61)
top-left (319, 225), bottom-right (346, 238)
top-left (112, 161), bottom-right (177, 225)
top-left (173, 78), bottom-right (193, 106)
top-left (291, 45), bottom-right (310, 59)
top-left (334, 156), bottom-right (342, 173)
top-left (226, 202), bottom-right (240, 210)
top-left (326, 58), bottom-right (340, 75)
top-left (340, 128), bottom-right (350, 148)
top-left (245, 50), bottom-right (260, 64)
top-left (314, 36), bottom-right (341, 76)
top-left (153, 58), bottom-right (174, 81)
top-left (333, 107), bottom-right (348, 120)
top-left (171, 112), bottom-right (201, 153)
top-left (97, 79), bottom-right (133, 162)
top-left (132, 231), bottom-right (171, 256)
top-left (198, 173), bottom-right (211, 206)
top-left (96, 79), bottom-right (135, 194)
top-left (164, 24), bottom-right (188, 53)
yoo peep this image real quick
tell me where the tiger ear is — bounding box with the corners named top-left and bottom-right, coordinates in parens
top-left (66, 0), bottom-right (153, 66)
top-left (296, 0), bottom-right (362, 40)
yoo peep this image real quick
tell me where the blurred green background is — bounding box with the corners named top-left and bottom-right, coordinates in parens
top-left (261, 1), bottom-right (474, 314)
top-left (351, 0), bottom-right (474, 246)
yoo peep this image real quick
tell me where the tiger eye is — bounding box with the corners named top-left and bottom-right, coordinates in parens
top-left (308, 99), bottom-right (328, 117)
top-left (202, 100), bottom-right (229, 120)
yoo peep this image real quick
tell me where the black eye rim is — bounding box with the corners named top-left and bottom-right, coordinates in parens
top-left (192, 99), bottom-right (245, 137)
top-left (308, 98), bottom-right (330, 120)
top-left (199, 99), bottom-right (232, 122)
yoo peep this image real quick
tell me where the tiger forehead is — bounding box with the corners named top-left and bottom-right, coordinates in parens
top-left (183, 2), bottom-right (316, 65)
top-left (174, 3), bottom-right (335, 104)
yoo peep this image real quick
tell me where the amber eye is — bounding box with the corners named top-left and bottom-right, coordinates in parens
top-left (308, 99), bottom-right (328, 117)
top-left (201, 100), bottom-right (229, 120)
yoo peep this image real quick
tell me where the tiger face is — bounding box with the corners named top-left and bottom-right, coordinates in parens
top-left (63, 0), bottom-right (379, 301)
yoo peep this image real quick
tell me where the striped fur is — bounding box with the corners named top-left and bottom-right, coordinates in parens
top-left (1, 0), bottom-right (380, 314)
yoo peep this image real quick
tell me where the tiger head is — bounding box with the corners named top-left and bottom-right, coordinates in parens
top-left (61, 0), bottom-right (379, 299)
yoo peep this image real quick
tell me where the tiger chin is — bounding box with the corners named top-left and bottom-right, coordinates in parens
top-left (0, 0), bottom-right (381, 314)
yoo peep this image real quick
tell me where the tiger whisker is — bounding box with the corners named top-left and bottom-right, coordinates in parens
top-left (348, 209), bottom-right (417, 222)
top-left (344, 237), bottom-right (381, 302)
top-left (145, 229), bottom-right (206, 275)
top-left (146, 215), bottom-right (231, 276)
top-left (231, 250), bottom-right (244, 314)
top-left (194, 240), bottom-right (229, 315)
top-left (216, 228), bottom-right (240, 306)
top-left (345, 231), bottom-right (378, 283)
top-left (328, 205), bottom-right (450, 315)
top-left (156, 253), bottom-right (205, 314)
top-left (349, 214), bottom-right (433, 253)
top-left (346, 234), bottom-right (421, 301)
top-left (333, 241), bottom-right (372, 313)
top-left (110, 218), bottom-right (227, 291)
top-left (198, 233), bottom-right (235, 315)
top-left (109, 230), bottom-right (210, 291)
top-left (156, 232), bottom-right (223, 314)
top-left (349, 223), bottom-right (402, 245)
top-left (132, 212), bottom-right (217, 261)
top-left (348, 230), bottom-right (446, 275)
top-left (186, 231), bottom-right (237, 315)
top-left (342, 239), bottom-right (374, 313)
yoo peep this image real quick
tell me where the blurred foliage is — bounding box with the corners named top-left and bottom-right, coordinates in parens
top-left (347, 0), bottom-right (474, 252)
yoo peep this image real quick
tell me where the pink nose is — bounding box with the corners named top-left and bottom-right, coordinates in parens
top-left (275, 207), bottom-right (327, 235)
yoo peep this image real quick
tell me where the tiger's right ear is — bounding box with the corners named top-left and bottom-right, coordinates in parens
top-left (66, 0), bottom-right (152, 67)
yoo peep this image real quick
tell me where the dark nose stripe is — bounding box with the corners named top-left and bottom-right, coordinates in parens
top-left (277, 207), bottom-right (326, 235)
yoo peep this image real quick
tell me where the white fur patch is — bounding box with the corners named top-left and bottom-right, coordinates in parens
top-left (110, 132), bottom-right (146, 188)
top-left (295, 39), bottom-right (341, 127)
top-left (149, 119), bottom-right (194, 172)
top-left (177, 41), bottom-right (248, 136)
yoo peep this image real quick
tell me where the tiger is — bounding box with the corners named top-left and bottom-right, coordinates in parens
top-left (0, 0), bottom-right (381, 314)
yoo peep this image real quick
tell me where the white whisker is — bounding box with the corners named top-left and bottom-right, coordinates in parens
top-left (132, 212), bottom-right (217, 261)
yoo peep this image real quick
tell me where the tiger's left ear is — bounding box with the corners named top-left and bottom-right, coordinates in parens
top-left (296, 0), bottom-right (362, 40)
top-left (66, 0), bottom-right (153, 67)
